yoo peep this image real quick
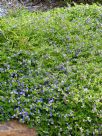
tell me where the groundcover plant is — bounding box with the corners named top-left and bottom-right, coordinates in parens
top-left (0, 4), bottom-right (102, 136)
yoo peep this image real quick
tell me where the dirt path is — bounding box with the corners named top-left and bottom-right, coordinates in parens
top-left (0, 120), bottom-right (36, 136)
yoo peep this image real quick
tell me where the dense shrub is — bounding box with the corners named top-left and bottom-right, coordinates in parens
top-left (0, 4), bottom-right (102, 136)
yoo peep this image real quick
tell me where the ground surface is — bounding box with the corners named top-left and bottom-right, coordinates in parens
top-left (0, 120), bottom-right (36, 136)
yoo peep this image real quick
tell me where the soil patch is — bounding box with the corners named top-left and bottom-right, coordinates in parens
top-left (0, 120), bottom-right (36, 136)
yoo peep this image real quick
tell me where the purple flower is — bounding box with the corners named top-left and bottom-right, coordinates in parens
top-left (18, 101), bottom-right (20, 104)
top-left (37, 98), bottom-right (43, 103)
top-left (41, 90), bottom-right (44, 93)
top-left (19, 91), bottom-right (25, 95)
top-left (24, 112), bottom-right (28, 116)
top-left (50, 112), bottom-right (53, 117)
top-left (48, 98), bottom-right (54, 104)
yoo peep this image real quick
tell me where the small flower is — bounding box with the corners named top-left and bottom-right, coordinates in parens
top-left (50, 112), bottom-right (53, 117)
top-left (36, 98), bottom-right (43, 103)
top-left (18, 101), bottom-right (20, 104)
top-left (48, 98), bottom-right (54, 104)
top-left (19, 91), bottom-right (25, 95)
top-left (41, 90), bottom-right (44, 93)
top-left (24, 112), bottom-right (28, 116)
